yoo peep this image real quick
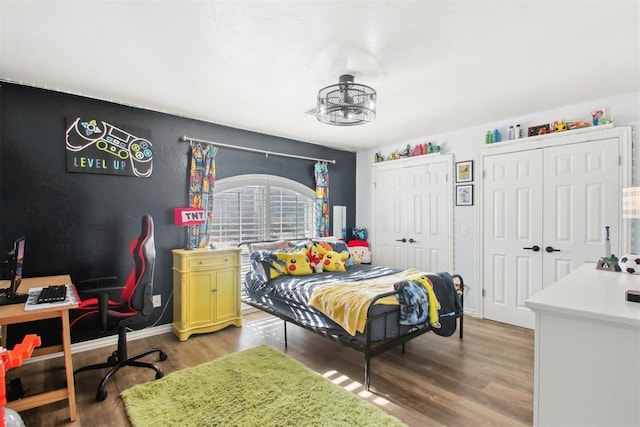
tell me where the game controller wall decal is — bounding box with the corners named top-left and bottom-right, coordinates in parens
top-left (65, 117), bottom-right (153, 178)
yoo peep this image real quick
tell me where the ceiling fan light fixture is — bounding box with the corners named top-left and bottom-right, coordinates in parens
top-left (314, 74), bottom-right (376, 126)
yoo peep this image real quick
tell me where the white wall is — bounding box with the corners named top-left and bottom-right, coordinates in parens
top-left (356, 91), bottom-right (640, 315)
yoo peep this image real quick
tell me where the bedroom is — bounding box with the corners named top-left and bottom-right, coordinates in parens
top-left (0, 1), bottom-right (639, 426)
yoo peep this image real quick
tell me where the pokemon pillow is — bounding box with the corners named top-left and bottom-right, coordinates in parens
top-left (249, 247), bottom-right (315, 282)
top-left (316, 244), bottom-right (350, 272)
top-left (275, 250), bottom-right (314, 276)
top-left (313, 239), bottom-right (354, 268)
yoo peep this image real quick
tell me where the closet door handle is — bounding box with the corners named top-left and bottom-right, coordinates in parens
top-left (408, 238), bottom-right (417, 243)
top-left (523, 245), bottom-right (540, 252)
top-left (396, 238), bottom-right (407, 243)
top-left (545, 246), bottom-right (560, 253)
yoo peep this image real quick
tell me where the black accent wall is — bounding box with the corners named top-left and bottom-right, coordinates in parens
top-left (0, 83), bottom-right (356, 341)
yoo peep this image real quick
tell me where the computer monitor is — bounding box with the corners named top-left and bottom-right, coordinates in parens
top-left (0, 236), bottom-right (28, 304)
top-left (8, 236), bottom-right (26, 297)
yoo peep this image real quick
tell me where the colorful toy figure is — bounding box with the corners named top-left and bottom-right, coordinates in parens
top-left (553, 121), bottom-right (568, 132)
top-left (592, 109), bottom-right (605, 125)
top-left (569, 121), bottom-right (591, 129)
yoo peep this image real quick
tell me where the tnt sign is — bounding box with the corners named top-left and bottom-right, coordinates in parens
top-left (174, 208), bottom-right (206, 226)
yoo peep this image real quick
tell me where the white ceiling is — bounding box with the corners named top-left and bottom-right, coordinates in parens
top-left (1, 1), bottom-right (638, 152)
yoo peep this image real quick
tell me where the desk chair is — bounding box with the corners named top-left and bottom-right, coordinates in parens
top-left (71, 214), bottom-right (167, 401)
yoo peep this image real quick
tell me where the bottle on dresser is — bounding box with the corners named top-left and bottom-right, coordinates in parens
top-left (515, 124), bottom-right (523, 139)
top-left (492, 129), bottom-right (501, 143)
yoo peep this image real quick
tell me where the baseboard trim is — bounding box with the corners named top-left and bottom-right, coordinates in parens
top-left (25, 323), bottom-right (173, 364)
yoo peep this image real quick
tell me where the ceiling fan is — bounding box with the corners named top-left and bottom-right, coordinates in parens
top-left (306, 74), bottom-right (377, 126)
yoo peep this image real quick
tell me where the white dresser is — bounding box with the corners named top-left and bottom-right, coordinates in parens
top-left (525, 263), bottom-right (640, 427)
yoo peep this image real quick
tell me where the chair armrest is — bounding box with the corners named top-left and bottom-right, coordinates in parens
top-left (75, 277), bottom-right (124, 299)
top-left (77, 286), bottom-right (125, 297)
top-left (75, 277), bottom-right (125, 333)
top-left (75, 276), bottom-right (119, 288)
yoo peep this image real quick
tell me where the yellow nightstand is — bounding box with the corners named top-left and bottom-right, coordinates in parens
top-left (172, 247), bottom-right (242, 341)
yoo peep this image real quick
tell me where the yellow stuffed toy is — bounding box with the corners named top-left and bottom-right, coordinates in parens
top-left (410, 275), bottom-right (441, 328)
top-left (275, 250), bottom-right (314, 276)
top-left (318, 245), bottom-right (349, 272)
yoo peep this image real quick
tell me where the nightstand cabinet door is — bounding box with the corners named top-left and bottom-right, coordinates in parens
top-left (172, 248), bottom-right (242, 341)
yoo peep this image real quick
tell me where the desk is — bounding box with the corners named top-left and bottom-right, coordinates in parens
top-left (525, 263), bottom-right (640, 426)
top-left (0, 275), bottom-right (77, 422)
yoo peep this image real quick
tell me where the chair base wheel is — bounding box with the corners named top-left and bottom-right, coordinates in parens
top-left (159, 351), bottom-right (168, 361)
top-left (96, 389), bottom-right (108, 401)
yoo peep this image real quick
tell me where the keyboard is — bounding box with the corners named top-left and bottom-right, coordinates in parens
top-left (36, 285), bottom-right (67, 304)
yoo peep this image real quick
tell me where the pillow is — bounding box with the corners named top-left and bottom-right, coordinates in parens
top-left (314, 239), bottom-right (354, 268)
top-left (320, 249), bottom-right (349, 272)
top-left (275, 250), bottom-right (314, 276)
top-left (249, 240), bottom-right (291, 254)
top-left (249, 250), bottom-right (287, 282)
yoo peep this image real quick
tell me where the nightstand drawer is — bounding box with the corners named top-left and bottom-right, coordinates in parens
top-left (187, 252), bottom-right (239, 270)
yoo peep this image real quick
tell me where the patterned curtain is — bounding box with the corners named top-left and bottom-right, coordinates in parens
top-left (314, 161), bottom-right (330, 237)
top-left (188, 143), bottom-right (218, 249)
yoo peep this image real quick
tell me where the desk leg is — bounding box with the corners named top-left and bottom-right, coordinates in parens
top-left (61, 311), bottom-right (77, 422)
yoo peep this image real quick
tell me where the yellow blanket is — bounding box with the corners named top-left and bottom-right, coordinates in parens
top-left (308, 268), bottom-right (422, 336)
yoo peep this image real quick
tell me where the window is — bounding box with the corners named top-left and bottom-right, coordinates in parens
top-left (209, 175), bottom-right (315, 305)
top-left (210, 174), bottom-right (315, 246)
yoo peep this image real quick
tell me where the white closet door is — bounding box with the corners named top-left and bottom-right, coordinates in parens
top-left (408, 161), bottom-right (450, 272)
top-left (542, 138), bottom-right (620, 286)
top-left (373, 166), bottom-right (409, 269)
top-left (483, 149), bottom-right (544, 328)
top-left (483, 138), bottom-right (622, 328)
top-left (372, 156), bottom-right (452, 272)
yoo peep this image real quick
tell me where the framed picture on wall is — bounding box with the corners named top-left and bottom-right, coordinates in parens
top-left (456, 184), bottom-right (473, 206)
top-left (455, 160), bottom-right (473, 183)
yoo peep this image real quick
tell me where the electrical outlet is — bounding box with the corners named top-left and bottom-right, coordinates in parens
top-left (152, 294), bottom-right (162, 308)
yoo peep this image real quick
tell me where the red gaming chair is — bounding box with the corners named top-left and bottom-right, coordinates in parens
top-left (71, 214), bottom-right (167, 401)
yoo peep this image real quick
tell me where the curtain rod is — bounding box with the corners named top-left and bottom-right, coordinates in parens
top-left (180, 135), bottom-right (336, 164)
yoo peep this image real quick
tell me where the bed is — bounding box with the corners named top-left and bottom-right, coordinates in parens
top-left (241, 239), bottom-right (464, 390)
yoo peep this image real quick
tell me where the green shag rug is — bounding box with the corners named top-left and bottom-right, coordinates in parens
top-left (121, 344), bottom-right (405, 427)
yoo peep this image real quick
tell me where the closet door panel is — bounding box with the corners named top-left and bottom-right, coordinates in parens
top-left (483, 150), bottom-right (544, 327)
top-left (374, 167), bottom-right (408, 269)
top-left (542, 139), bottom-right (619, 287)
top-left (410, 162), bottom-right (450, 272)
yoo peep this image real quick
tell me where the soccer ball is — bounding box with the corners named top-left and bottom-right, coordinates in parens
top-left (618, 254), bottom-right (640, 274)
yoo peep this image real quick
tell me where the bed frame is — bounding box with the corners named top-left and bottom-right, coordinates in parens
top-left (242, 274), bottom-right (464, 390)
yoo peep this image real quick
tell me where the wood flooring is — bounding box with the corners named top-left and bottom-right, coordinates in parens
top-left (12, 312), bottom-right (534, 426)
